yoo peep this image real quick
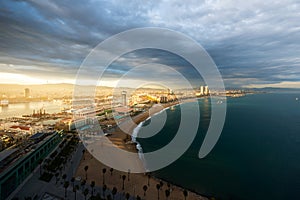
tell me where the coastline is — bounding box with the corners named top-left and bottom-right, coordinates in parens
top-left (75, 99), bottom-right (209, 200)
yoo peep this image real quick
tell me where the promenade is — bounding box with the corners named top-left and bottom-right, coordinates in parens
top-left (10, 139), bottom-right (131, 200)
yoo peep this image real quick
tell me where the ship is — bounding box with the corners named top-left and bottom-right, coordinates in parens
top-left (0, 99), bottom-right (9, 107)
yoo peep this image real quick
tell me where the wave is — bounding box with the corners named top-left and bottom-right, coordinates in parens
top-left (131, 121), bottom-right (147, 169)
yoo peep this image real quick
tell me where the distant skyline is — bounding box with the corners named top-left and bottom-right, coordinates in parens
top-left (0, 0), bottom-right (300, 88)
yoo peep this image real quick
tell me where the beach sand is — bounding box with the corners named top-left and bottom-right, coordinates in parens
top-left (75, 101), bottom-right (209, 200)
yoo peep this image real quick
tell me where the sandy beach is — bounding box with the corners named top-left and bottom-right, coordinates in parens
top-left (75, 101), bottom-right (209, 200)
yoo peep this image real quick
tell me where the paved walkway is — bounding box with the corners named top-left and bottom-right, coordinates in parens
top-left (9, 140), bottom-right (132, 200)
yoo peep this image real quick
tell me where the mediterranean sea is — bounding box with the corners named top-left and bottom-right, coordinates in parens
top-left (137, 92), bottom-right (300, 200)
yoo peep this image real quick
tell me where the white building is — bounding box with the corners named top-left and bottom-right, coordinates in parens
top-left (200, 86), bottom-right (204, 95)
top-left (204, 86), bottom-right (209, 95)
top-left (121, 91), bottom-right (127, 106)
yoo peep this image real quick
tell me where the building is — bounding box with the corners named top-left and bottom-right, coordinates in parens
top-left (121, 91), bottom-right (127, 106)
top-left (204, 86), bottom-right (209, 95)
top-left (0, 100), bottom-right (9, 107)
top-left (24, 88), bottom-right (30, 98)
top-left (0, 131), bottom-right (63, 200)
top-left (200, 86), bottom-right (204, 95)
top-left (160, 96), bottom-right (168, 103)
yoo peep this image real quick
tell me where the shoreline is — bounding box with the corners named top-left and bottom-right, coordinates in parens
top-left (75, 99), bottom-right (209, 200)
top-left (130, 100), bottom-right (212, 199)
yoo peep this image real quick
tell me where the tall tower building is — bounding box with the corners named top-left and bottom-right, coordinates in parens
top-left (24, 88), bottom-right (30, 98)
top-left (200, 86), bottom-right (204, 95)
top-left (121, 91), bottom-right (127, 106)
top-left (204, 86), bottom-right (209, 95)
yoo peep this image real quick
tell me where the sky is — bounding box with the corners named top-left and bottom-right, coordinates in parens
top-left (0, 0), bottom-right (300, 88)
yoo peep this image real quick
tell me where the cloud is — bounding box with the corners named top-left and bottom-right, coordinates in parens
top-left (245, 81), bottom-right (300, 88)
top-left (0, 0), bottom-right (299, 88)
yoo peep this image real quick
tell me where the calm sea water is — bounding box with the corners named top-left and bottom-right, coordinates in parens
top-left (0, 101), bottom-right (63, 118)
top-left (137, 93), bottom-right (300, 200)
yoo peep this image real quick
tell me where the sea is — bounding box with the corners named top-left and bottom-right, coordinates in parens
top-left (136, 92), bottom-right (300, 200)
top-left (0, 101), bottom-right (63, 118)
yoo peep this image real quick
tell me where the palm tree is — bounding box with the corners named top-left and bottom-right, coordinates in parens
top-left (73, 185), bottom-right (79, 200)
top-left (125, 193), bottom-right (130, 200)
top-left (102, 184), bottom-right (107, 198)
top-left (183, 190), bottom-right (188, 200)
top-left (143, 185), bottom-right (148, 196)
top-left (147, 173), bottom-right (151, 186)
top-left (112, 187), bottom-right (117, 200)
top-left (55, 173), bottom-right (59, 184)
top-left (102, 168), bottom-right (107, 185)
top-left (84, 165), bottom-right (88, 180)
top-left (71, 177), bottom-right (75, 188)
top-left (122, 175), bottom-right (126, 190)
top-left (156, 184), bottom-right (161, 200)
top-left (159, 181), bottom-right (164, 190)
top-left (62, 174), bottom-right (67, 184)
top-left (64, 181), bottom-right (69, 198)
top-left (110, 168), bottom-right (114, 176)
top-left (165, 189), bottom-right (170, 200)
top-left (127, 169), bottom-right (130, 181)
top-left (90, 181), bottom-right (95, 197)
top-left (83, 188), bottom-right (89, 200)
top-left (82, 149), bottom-right (86, 160)
top-left (81, 180), bottom-right (86, 191)
top-left (107, 194), bottom-right (112, 200)
top-left (59, 166), bottom-right (63, 176)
